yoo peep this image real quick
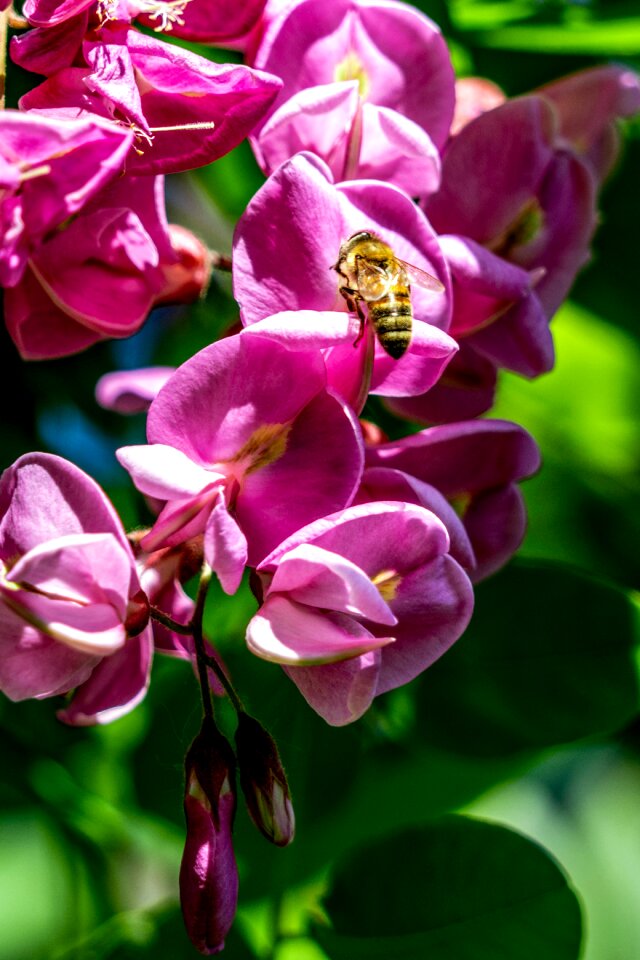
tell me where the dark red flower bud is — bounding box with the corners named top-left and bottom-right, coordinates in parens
top-left (235, 713), bottom-right (295, 848)
top-left (180, 718), bottom-right (238, 955)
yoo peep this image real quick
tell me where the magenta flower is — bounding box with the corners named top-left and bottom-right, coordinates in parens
top-left (536, 65), bottom-right (640, 184)
top-left (450, 76), bottom-right (505, 136)
top-left (22, 0), bottom-right (267, 49)
top-left (4, 174), bottom-right (179, 359)
top-left (0, 110), bottom-right (132, 288)
top-left (365, 420), bottom-right (541, 581)
top-left (247, 501), bottom-right (473, 725)
top-left (0, 453), bottom-right (152, 723)
top-left (20, 26), bottom-right (282, 176)
top-left (250, 0), bottom-right (455, 152)
top-left (234, 153), bottom-right (456, 409)
top-left (117, 334), bottom-right (365, 593)
top-left (180, 718), bottom-right (238, 956)
top-left (252, 80), bottom-right (441, 198)
top-left (425, 96), bottom-right (597, 378)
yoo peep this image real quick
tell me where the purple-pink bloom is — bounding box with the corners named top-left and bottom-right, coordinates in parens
top-left (536, 65), bottom-right (640, 184)
top-left (0, 110), bottom-right (132, 288)
top-left (250, 0), bottom-right (455, 152)
top-left (247, 501), bottom-right (473, 725)
top-left (117, 333), bottom-right (365, 593)
top-left (252, 80), bottom-right (441, 198)
top-left (4, 174), bottom-right (178, 359)
top-left (0, 453), bottom-right (152, 723)
top-left (234, 152), bottom-right (456, 409)
top-left (365, 420), bottom-right (541, 581)
top-left (180, 718), bottom-right (238, 956)
top-left (425, 96), bottom-right (597, 378)
top-left (20, 25), bottom-right (282, 176)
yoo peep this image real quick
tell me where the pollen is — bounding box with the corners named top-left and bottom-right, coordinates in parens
top-left (371, 568), bottom-right (402, 602)
top-left (334, 51), bottom-right (370, 100)
top-left (225, 423), bottom-right (292, 476)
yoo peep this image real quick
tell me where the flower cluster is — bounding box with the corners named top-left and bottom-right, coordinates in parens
top-left (1, 0), bottom-right (638, 954)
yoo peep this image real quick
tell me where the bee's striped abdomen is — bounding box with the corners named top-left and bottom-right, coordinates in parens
top-left (369, 292), bottom-right (413, 358)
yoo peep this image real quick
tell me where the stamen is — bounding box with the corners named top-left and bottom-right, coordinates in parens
top-left (137, 0), bottom-right (192, 32)
top-left (19, 163), bottom-right (52, 183)
top-left (371, 569), bottom-right (402, 602)
top-left (148, 121), bottom-right (216, 133)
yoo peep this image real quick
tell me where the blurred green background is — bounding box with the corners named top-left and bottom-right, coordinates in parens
top-left (1, 1), bottom-right (639, 957)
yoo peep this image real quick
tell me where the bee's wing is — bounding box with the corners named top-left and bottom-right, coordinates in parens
top-left (356, 257), bottom-right (395, 299)
top-left (398, 259), bottom-right (445, 293)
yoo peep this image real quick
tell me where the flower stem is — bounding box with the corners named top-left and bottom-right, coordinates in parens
top-left (149, 605), bottom-right (193, 636)
top-left (203, 654), bottom-right (244, 715)
top-left (191, 564), bottom-right (214, 720)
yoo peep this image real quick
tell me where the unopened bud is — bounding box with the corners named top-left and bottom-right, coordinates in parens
top-left (180, 718), bottom-right (238, 955)
top-left (235, 713), bottom-right (295, 847)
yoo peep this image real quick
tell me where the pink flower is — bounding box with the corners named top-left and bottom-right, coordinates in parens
top-left (536, 65), bottom-right (640, 184)
top-left (117, 334), bottom-right (365, 593)
top-left (4, 175), bottom-right (180, 359)
top-left (0, 110), bottom-right (132, 288)
top-left (252, 81), bottom-right (441, 198)
top-left (247, 501), bottom-right (473, 725)
top-left (364, 420), bottom-right (541, 581)
top-left (180, 718), bottom-right (238, 956)
top-left (250, 0), bottom-right (455, 152)
top-left (425, 96), bottom-right (597, 378)
top-left (234, 152), bottom-right (456, 410)
top-left (0, 453), bottom-right (152, 724)
top-left (20, 26), bottom-right (282, 176)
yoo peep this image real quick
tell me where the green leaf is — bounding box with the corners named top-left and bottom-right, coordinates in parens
top-left (473, 18), bottom-right (640, 54)
top-left (416, 560), bottom-right (639, 757)
top-left (316, 817), bottom-right (582, 959)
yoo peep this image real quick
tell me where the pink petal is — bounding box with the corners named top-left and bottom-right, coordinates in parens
top-left (283, 649), bottom-right (381, 725)
top-left (204, 495), bottom-right (248, 596)
top-left (246, 595), bottom-right (393, 665)
top-left (116, 444), bottom-right (223, 500)
top-left (58, 627), bottom-right (153, 725)
top-left (95, 367), bottom-right (175, 414)
top-left (268, 543), bottom-right (397, 624)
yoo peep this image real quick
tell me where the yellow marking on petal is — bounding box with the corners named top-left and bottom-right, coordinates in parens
top-left (448, 492), bottom-right (472, 518)
top-left (488, 198), bottom-right (545, 258)
top-left (334, 51), bottom-right (370, 99)
top-left (371, 568), bottom-right (402, 603)
top-left (224, 423), bottom-right (292, 477)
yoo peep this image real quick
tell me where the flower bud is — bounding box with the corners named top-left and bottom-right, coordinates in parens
top-left (180, 718), bottom-right (238, 955)
top-left (234, 712), bottom-right (295, 847)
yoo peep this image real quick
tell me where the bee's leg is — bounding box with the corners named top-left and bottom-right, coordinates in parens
top-left (351, 299), bottom-right (367, 347)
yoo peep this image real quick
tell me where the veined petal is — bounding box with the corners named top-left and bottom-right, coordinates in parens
top-left (241, 310), bottom-right (357, 348)
top-left (246, 595), bottom-right (394, 665)
top-left (284, 649), bottom-right (381, 726)
top-left (269, 542), bottom-right (397, 625)
top-left (204, 495), bottom-right (248, 596)
top-left (116, 444), bottom-right (224, 499)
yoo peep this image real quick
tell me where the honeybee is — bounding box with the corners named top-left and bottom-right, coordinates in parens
top-left (332, 231), bottom-right (444, 358)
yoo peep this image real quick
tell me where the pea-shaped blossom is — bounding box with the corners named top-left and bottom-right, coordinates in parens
top-left (364, 420), bottom-right (541, 581)
top-left (425, 96), bottom-right (597, 379)
top-left (4, 174), bottom-right (181, 359)
top-left (117, 334), bottom-right (365, 594)
top-left (0, 453), bottom-right (152, 725)
top-left (250, 0), bottom-right (455, 152)
top-left (234, 152), bottom-right (456, 410)
top-left (247, 502), bottom-right (474, 725)
top-left (22, 0), bottom-right (266, 49)
top-left (20, 26), bottom-right (282, 176)
top-left (0, 110), bottom-right (132, 289)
